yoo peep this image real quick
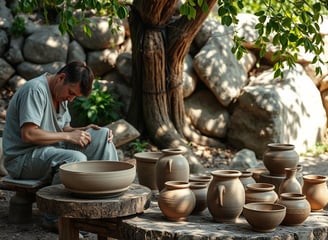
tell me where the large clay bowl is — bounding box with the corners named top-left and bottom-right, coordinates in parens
top-left (59, 160), bottom-right (136, 197)
top-left (243, 202), bottom-right (286, 232)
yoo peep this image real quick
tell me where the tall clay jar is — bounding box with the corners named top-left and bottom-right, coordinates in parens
top-left (156, 148), bottom-right (190, 191)
top-left (158, 181), bottom-right (196, 221)
top-left (263, 143), bottom-right (299, 176)
top-left (277, 193), bottom-right (311, 226)
top-left (278, 167), bottom-right (302, 195)
top-left (207, 170), bottom-right (245, 223)
top-left (302, 175), bottom-right (328, 211)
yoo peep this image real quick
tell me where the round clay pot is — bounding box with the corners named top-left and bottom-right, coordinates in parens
top-left (240, 171), bottom-right (256, 190)
top-left (155, 148), bottom-right (189, 192)
top-left (246, 168), bottom-right (268, 183)
top-left (243, 202), bottom-right (286, 233)
top-left (263, 143), bottom-right (299, 176)
top-left (302, 174), bottom-right (328, 211)
top-left (134, 152), bottom-right (163, 190)
top-left (278, 167), bottom-right (302, 195)
top-left (207, 170), bottom-right (245, 223)
top-left (158, 181), bottom-right (195, 221)
top-left (277, 193), bottom-right (311, 226)
top-left (245, 183), bottom-right (278, 204)
top-left (189, 182), bottom-right (208, 213)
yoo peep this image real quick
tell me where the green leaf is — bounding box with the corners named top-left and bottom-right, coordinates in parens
top-left (222, 15), bottom-right (232, 26)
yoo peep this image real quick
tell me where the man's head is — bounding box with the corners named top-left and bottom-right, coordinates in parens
top-left (57, 61), bottom-right (94, 97)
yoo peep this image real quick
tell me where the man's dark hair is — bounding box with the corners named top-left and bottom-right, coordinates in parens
top-left (57, 61), bottom-right (94, 97)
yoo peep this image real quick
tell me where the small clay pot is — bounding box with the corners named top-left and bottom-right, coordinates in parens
top-left (240, 171), bottom-right (256, 190)
top-left (189, 182), bottom-right (208, 213)
top-left (263, 143), bottom-right (299, 176)
top-left (158, 181), bottom-right (195, 221)
top-left (302, 174), bottom-right (328, 211)
top-left (277, 193), bottom-right (311, 226)
top-left (278, 167), bottom-right (302, 195)
top-left (245, 183), bottom-right (278, 204)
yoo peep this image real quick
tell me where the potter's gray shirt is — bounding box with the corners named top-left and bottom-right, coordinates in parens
top-left (3, 73), bottom-right (71, 160)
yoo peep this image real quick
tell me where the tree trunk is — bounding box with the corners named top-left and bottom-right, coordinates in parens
top-left (128, 0), bottom-right (221, 172)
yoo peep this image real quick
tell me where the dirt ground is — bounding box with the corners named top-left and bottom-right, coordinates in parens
top-left (0, 153), bottom-right (327, 240)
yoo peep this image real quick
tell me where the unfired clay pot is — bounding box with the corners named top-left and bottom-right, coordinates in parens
top-left (277, 193), bottom-right (311, 226)
top-left (263, 143), bottom-right (299, 176)
top-left (278, 167), bottom-right (302, 195)
top-left (207, 170), bottom-right (245, 223)
top-left (158, 181), bottom-right (195, 221)
top-left (155, 148), bottom-right (189, 192)
top-left (190, 182), bottom-right (208, 213)
top-left (302, 174), bottom-right (328, 211)
top-left (134, 151), bottom-right (163, 190)
top-left (245, 183), bottom-right (278, 204)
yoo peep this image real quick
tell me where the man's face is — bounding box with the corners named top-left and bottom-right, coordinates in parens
top-left (53, 73), bottom-right (82, 102)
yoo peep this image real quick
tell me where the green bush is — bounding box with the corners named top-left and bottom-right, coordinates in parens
top-left (9, 17), bottom-right (26, 36)
top-left (70, 80), bottom-right (124, 126)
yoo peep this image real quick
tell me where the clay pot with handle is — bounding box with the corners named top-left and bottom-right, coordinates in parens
top-left (207, 170), bottom-right (245, 223)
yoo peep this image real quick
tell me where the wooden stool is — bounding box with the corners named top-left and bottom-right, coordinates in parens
top-left (0, 176), bottom-right (47, 224)
top-left (36, 183), bottom-right (151, 240)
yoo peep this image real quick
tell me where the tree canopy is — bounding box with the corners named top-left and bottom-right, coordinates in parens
top-left (18, 0), bottom-right (328, 78)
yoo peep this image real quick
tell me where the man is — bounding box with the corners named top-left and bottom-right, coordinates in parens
top-left (2, 61), bottom-right (118, 185)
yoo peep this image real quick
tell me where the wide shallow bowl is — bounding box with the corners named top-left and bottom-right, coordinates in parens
top-left (59, 160), bottom-right (136, 198)
top-left (243, 202), bottom-right (286, 232)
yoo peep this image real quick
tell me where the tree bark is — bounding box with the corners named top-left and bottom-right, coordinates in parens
top-left (128, 0), bottom-right (222, 172)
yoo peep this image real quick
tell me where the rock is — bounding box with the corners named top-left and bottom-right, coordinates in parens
top-left (23, 25), bottom-right (69, 64)
top-left (105, 119), bottom-right (140, 147)
top-left (193, 33), bottom-right (248, 107)
top-left (72, 16), bottom-right (125, 50)
top-left (228, 64), bottom-right (327, 157)
top-left (87, 48), bottom-right (118, 77)
top-left (0, 58), bottom-right (15, 88)
top-left (229, 149), bottom-right (258, 170)
top-left (185, 89), bottom-right (229, 138)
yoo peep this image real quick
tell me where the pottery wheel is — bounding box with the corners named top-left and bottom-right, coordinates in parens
top-left (36, 183), bottom-right (151, 219)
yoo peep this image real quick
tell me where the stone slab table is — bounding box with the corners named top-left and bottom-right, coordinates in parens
top-left (36, 183), bottom-right (151, 240)
top-left (120, 201), bottom-right (328, 240)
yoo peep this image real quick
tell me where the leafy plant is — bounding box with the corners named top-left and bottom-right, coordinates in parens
top-left (304, 143), bottom-right (328, 156)
top-left (70, 80), bottom-right (124, 126)
top-left (129, 139), bottom-right (150, 153)
top-left (9, 17), bottom-right (26, 36)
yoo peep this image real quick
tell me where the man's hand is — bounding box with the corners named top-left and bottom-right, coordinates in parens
top-left (70, 130), bottom-right (91, 147)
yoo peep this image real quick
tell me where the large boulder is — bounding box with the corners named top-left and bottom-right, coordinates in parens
top-left (227, 64), bottom-right (327, 157)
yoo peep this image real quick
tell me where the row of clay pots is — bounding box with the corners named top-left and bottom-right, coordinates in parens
top-left (134, 144), bottom-right (328, 229)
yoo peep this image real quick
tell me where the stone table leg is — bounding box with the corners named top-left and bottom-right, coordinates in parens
top-left (58, 217), bottom-right (79, 240)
